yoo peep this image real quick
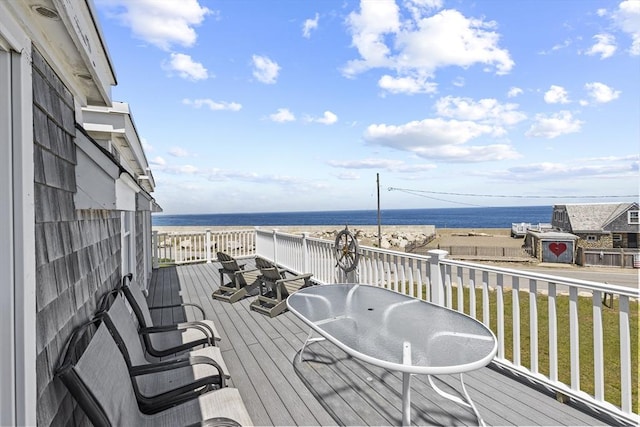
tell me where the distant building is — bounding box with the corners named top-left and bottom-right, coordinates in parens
top-left (524, 231), bottom-right (579, 264)
top-left (1, 2), bottom-right (159, 425)
top-left (551, 203), bottom-right (639, 249)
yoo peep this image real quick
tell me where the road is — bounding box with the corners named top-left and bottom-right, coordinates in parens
top-left (515, 265), bottom-right (638, 290)
top-left (472, 261), bottom-right (639, 292)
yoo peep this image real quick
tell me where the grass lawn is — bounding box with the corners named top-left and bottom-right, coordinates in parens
top-left (446, 286), bottom-right (639, 413)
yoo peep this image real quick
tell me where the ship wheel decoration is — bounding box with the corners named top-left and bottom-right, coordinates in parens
top-left (334, 225), bottom-right (360, 273)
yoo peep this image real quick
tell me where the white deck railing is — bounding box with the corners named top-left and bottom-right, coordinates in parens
top-left (152, 227), bottom-right (638, 424)
top-left (152, 229), bottom-right (255, 266)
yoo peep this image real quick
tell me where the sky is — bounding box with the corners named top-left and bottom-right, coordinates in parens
top-left (93, 0), bottom-right (640, 215)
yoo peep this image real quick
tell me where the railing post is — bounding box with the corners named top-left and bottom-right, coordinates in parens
top-left (205, 229), bottom-right (211, 263)
top-left (272, 229), bottom-right (278, 263)
top-left (427, 249), bottom-right (448, 306)
top-left (152, 230), bottom-right (159, 269)
top-left (302, 232), bottom-right (309, 273)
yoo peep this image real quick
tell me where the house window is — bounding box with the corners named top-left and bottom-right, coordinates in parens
top-left (586, 235), bottom-right (597, 242)
top-left (613, 234), bottom-right (622, 242)
top-left (628, 211), bottom-right (639, 224)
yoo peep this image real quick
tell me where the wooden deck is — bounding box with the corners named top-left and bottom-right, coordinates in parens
top-left (148, 260), bottom-right (618, 426)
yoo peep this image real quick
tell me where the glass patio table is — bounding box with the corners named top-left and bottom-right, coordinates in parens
top-left (287, 283), bottom-right (498, 426)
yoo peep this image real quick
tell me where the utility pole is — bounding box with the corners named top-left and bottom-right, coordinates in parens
top-left (377, 173), bottom-right (381, 247)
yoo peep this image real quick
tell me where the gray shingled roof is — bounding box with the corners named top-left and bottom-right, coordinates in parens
top-left (564, 203), bottom-right (635, 232)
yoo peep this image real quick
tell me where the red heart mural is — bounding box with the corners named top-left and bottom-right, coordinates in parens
top-left (549, 242), bottom-right (567, 257)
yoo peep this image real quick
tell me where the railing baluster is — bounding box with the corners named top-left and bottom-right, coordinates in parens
top-left (512, 276), bottom-right (521, 366)
top-left (496, 273), bottom-right (505, 359)
top-left (529, 279), bottom-right (538, 374)
top-left (593, 290), bottom-right (604, 402)
top-left (385, 263), bottom-right (392, 290)
top-left (569, 286), bottom-right (580, 391)
top-left (456, 266), bottom-right (463, 313)
top-left (482, 271), bottom-right (490, 328)
top-left (619, 295), bottom-right (631, 413)
top-left (409, 258), bottom-right (415, 298)
top-left (548, 282), bottom-right (558, 382)
top-left (469, 268), bottom-right (476, 318)
top-left (444, 264), bottom-right (452, 308)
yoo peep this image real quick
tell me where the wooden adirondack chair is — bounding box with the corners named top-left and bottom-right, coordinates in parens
top-left (249, 257), bottom-right (313, 318)
top-left (212, 252), bottom-right (261, 303)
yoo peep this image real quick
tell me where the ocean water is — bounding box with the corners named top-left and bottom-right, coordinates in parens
top-left (152, 205), bottom-right (553, 229)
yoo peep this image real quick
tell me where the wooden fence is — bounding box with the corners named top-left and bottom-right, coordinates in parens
top-left (577, 248), bottom-right (640, 269)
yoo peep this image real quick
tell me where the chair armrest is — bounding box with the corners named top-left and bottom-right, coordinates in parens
top-left (149, 302), bottom-right (206, 320)
top-left (234, 267), bottom-right (259, 277)
top-left (140, 323), bottom-right (214, 344)
top-left (175, 320), bottom-right (219, 342)
top-left (130, 355), bottom-right (228, 384)
top-left (188, 417), bottom-right (242, 427)
top-left (275, 273), bottom-right (313, 285)
top-left (130, 356), bottom-right (227, 413)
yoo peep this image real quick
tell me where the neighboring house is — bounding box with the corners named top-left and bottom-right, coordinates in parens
top-left (551, 203), bottom-right (640, 249)
top-left (1, 2), bottom-right (159, 426)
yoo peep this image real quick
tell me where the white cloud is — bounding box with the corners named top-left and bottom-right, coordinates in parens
top-left (336, 171), bottom-right (360, 180)
top-left (544, 85), bottom-right (570, 104)
top-left (550, 39), bottom-right (573, 53)
top-left (182, 98), bottom-right (242, 111)
top-left (452, 77), bottom-right (465, 87)
top-left (141, 138), bottom-right (153, 152)
top-left (302, 13), bottom-right (319, 38)
top-left (328, 158), bottom-right (436, 172)
top-left (378, 74), bottom-right (438, 94)
top-left (169, 147), bottom-right (190, 157)
top-left (613, 0), bottom-right (640, 55)
top-left (343, 0), bottom-right (401, 76)
top-left (164, 53), bottom-right (208, 80)
top-left (97, 0), bottom-right (211, 50)
top-left (584, 82), bottom-right (621, 104)
top-left (435, 96), bottom-right (526, 126)
top-left (485, 157), bottom-right (639, 182)
top-left (507, 87), bottom-right (523, 98)
top-left (163, 164), bottom-right (199, 175)
top-left (585, 33), bottom-right (617, 59)
top-left (363, 118), bottom-right (519, 162)
top-left (526, 111), bottom-right (583, 139)
top-left (307, 111), bottom-right (338, 125)
top-left (269, 108), bottom-right (296, 123)
top-left (150, 156), bottom-right (165, 166)
top-left (328, 158), bottom-right (405, 170)
top-left (343, 3), bottom-right (514, 94)
top-left (252, 55), bottom-right (280, 84)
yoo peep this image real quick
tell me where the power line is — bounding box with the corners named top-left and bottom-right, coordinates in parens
top-left (390, 189), bottom-right (485, 207)
top-left (388, 187), bottom-right (636, 200)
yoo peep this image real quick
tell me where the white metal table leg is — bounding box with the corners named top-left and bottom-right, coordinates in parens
top-left (402, 372), bottom-right (412, 426)
top-left (427, 373), bottom-right (486, 427)
top-left (299, 328), bottom-right (325, 362)
top-left (402, 341), bottom-right (412, 426)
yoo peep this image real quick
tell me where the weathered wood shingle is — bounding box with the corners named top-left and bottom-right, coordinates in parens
top-left (32, 47), bottom-right (124, 427)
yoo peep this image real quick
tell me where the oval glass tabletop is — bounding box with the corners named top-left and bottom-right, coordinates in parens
top-left (287, 283), bottom-right (497, 375)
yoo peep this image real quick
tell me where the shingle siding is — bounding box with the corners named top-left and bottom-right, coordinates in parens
top-left (32, 47), bottom-right (122, 427)
top-left (552, 203), bottom-right (640, 249)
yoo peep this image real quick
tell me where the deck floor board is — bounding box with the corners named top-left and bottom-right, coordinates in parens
top-left (148, 262), bottom-right (617, 426)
